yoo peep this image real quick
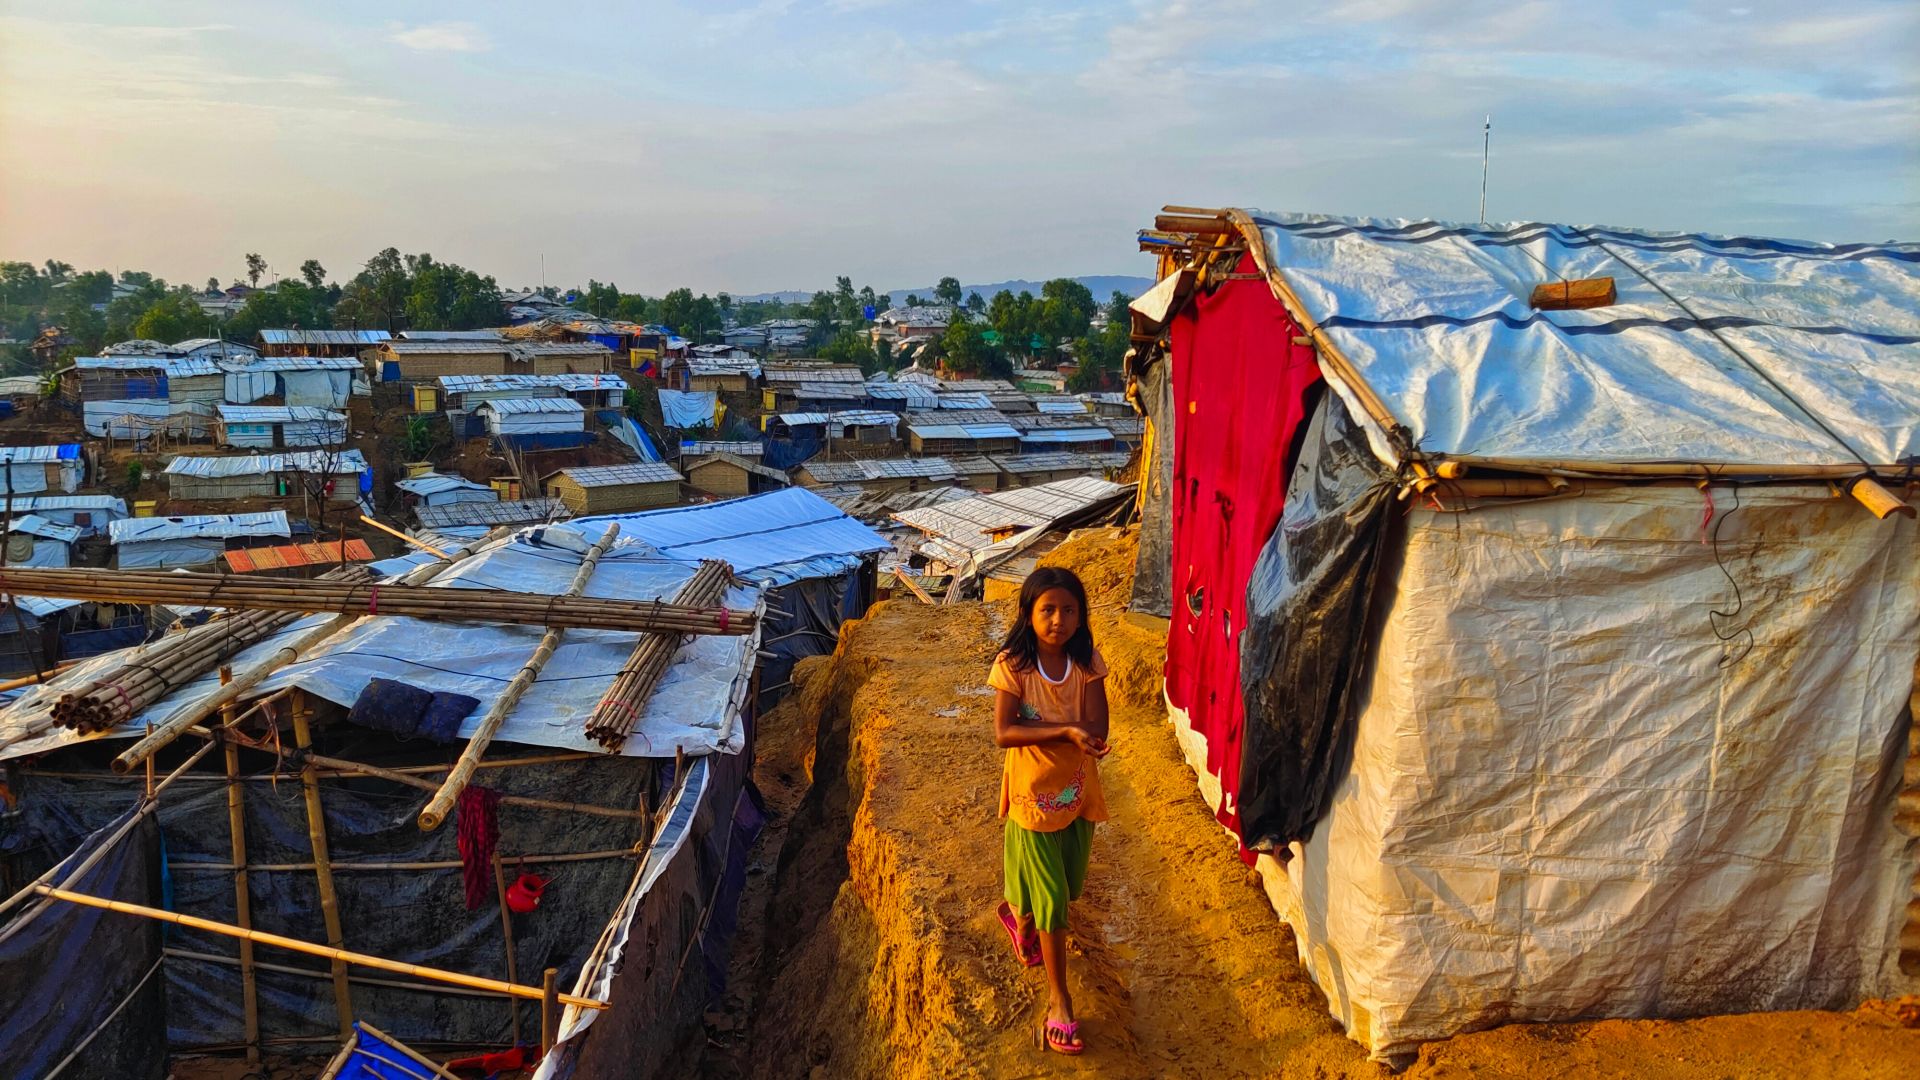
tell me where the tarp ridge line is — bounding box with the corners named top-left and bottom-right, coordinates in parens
top-left (1252, 215), bottom-right (1920, 261)
top-left (1317, 311), bottom-right (1920, 346)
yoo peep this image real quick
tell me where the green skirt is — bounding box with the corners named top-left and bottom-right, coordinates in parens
top-left (1003, 817), bottom-right (1094, 932)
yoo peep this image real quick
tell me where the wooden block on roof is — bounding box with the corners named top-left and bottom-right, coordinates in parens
top-left (1530, 276), bottom-right (1617, 310)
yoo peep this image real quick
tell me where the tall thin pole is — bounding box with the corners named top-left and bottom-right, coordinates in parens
top-left (1479, 115), bottom-right (1492, 225)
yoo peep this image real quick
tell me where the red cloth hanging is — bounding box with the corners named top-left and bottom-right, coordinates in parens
top-left (1162, 255), bottom-right (1323, 845)
top-left (456, 785), bottom-right (501, 910)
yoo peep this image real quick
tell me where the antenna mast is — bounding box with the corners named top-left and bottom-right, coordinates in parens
top-left (1479, 115), bottom-right (1492, 225)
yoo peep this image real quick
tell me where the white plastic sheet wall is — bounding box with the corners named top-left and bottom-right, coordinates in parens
top-left (1281, 485), bottom-right (1919, 1060)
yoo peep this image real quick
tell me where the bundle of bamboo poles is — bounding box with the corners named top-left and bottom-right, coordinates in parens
top-left (584, 560), bottom-right (734, 751)
top-left (48, 566), bottom-right (373, 735)
top-left (0, 567), bottom-right (757, 636)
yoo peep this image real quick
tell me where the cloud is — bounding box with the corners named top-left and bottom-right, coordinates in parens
top-left (389, 21), bottom-right (492, 53)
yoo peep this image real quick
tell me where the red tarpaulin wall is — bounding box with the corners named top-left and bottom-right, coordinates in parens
top-left (1164, 254), bottom-right (1323, 843)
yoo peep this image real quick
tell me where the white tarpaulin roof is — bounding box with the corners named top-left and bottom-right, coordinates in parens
top-left (1233, 211), bottom-right (1920, 472)
top-left (108, 510), bottom-right (291, 543)
top-left (163, 450), bottom-right (367, 477)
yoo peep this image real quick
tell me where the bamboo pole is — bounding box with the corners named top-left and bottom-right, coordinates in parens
top-left (29, 752), bottom-right (594, 786)
top-left (418, 524), bottom-right (623, 831)
top-left (493, 851), bottom-right (523, 1047)
top-left (166, 947), bottom-right (514, 1000)
top-left (541, 968), bottom-right (560, 1053)
top-left (219, 667), bottom-right (261, 1066)
top-left (164, 847), bottom-right (636, 874)
top-left (316, 1037), bottom-right (356, 1080)
top-left (584, 560), bottom-right (732, 751)
top-left (0, 568), bottom-right (756, 636)
top-left (111, 534), bottom-right (504, 775)
top-left (358, 514), bottom-right (450, 558)
top-left (29, 887), bottom-right (612, 1008)
top-left (292, 689), bottom-right (353, 1037)
top-left (297, 751), bottom-right (645, 818)
top-left (1849, 476), bottom-right (1916, 520)
top-left (892, 568), bottom-right (935, 605)
top-left (355, 1023), bottom-right (464, 1080)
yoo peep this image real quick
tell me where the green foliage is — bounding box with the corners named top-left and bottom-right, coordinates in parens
top-left (125, 461), bottom-right (144, 488)
top-left (132, 292), bottom-right (213, 344)
top-left (299, 260), bottom-right (326, 289)
top-left (819, 330), bottom-right (881, 374)
top-left (965, 291), bottom-right (985, 314)
top-left (403, 254), bottom-right (503, 330)
top-left (1066, 291), bottom-right (1134, 392)
top-left (934, 276), bottom-right (963, 306)
top-left (227, 280), bottom-right (333, 341)
top-left (936, 320), bottom-right (1009, 378)
top-left (404, 416), bottom-right (435, 461)
top-left (658, 288), bottom-right (721, 342)
top-left (244, 253), bottom-right (266, 288)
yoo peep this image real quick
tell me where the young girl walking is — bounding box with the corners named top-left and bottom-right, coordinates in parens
top-left (990, 566), bottom-right (1110, 1056)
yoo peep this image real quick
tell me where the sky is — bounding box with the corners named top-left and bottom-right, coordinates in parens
top-left (1, 1), bottom-right (1915, 295)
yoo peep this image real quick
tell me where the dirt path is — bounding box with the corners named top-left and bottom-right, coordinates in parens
top-left (693, 528), bottom-right (1918, 1080)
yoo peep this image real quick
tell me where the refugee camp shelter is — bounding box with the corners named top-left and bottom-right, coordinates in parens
top-left (1, 514), bottom-right (82, 566)
top-left (680, 357), bottom-right (762, 393)
top-left (169, 337), bottom-right (259, 363)
top-left (764, 410), bottom-right (899, 446)
top-left (1128, 206), bottom-right (1920, 1061)
top-left (395, 472), bottom-right (499, 510)
top-left (108, 509), bottom-right (292, 568)
top-left (683, 452), bottom-right (788, 498)
top-left (0, 494), bottom-right (127, 537)
top-left (473, 397), bottom-right (587, 440)
top-left (370, 340), bottom-right (515, 381)
top-left (413, 496), bottom-right (570, 534)
top-left (657, 389), bottom-right (719, 430)
top-left (904, 416), bottom-right (1021, 456)
top-left (256, 328), bottom-right (389, 358)
top-left (794, 456), bottom-right (959, 494)
top-left (0, 445), bottom-right (85, 494)
top-left (437, 373), bottom-right (627, 412)
top-left (545, 463), bottom-right (684, 515)
top-left (223, 357), bottom-right (362, 409)
top-left (517, 341), bottom-right (614, 375)
top-left (0, 492), bottom-right (889, 1079)
top-left (891, 476), bottom-right (1129, 582)
top-left (990, 451), bottom-right (1132, 489)
top-left (222, 538), bottom-right (376, 575)
top-left (215, 405), bottom-right (347, 449)
top-left (164, 450), bottom-right (368, 503)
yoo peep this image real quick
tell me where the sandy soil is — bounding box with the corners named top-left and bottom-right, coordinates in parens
top-left (706, 526), bottom-right (1920, 1079)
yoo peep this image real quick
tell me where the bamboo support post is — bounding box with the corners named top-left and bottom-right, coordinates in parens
top-left (292, 689), bottom-right (353, 1036)
top-left (892, 568), bottom-right (934, 605)
top-left (316, 1037), bottom-right (355, 1080)
top-left (542, 968), bottom-right (560, 1053)
top-left (493, 851), bottom-right (523, 1046)
top-left (418, 524), bottom-right (623, 831)
top-left (28, 887), bottom-right (610, 1008)
top-left (354, 1023), bottom-right (464, 1080)
top-left (296, 751), bottom-right (645, 819)
top-left (219, 667), bottom-right (261, 1066)
top-left (584, 560), bottom-right (732, 751)
top-left (111, 536), bottom-right (501, 775)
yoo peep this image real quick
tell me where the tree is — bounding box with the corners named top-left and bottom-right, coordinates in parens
top-left (965, 291), bottom-right (985, 315)
top-left (227, 279), bottom-right (333, 340)
top-left (905, 293), bottom-right (924, 308)
top-left (118, 270), bottom-right (154, 288)
top-left (206, 277), bottom-right (221, 294)
top-left (300, 259), bottom-right (326, 289)
top-left (857, 285), bottom-right (878, 319)
top-left (332, 248), bottom-right (410, 330)
top-left (935, 320), bottom-right (1008, 378)
top-left (41, 260), bottom-right (73, 284)
top-left (244, 253), bottom-right (266, 288)
top-left (820, 329), bottom-right (879, 374)
top-left (132, 292), bottom-right (211, 344)
top-left (716, 292), bottom-right (732, 326)
top-left (934, 276), bottom-right (963, 307)
top-left (1037, 278), bottom-right (1096, 344)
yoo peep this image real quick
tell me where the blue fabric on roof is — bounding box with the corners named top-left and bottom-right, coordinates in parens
top-left (584, 487), bottom-right (887, 587)
top-left (56, 444), bottom-right (80, 460)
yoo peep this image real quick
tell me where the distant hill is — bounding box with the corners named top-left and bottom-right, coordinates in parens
top-left (733, 275), bottom-right (1154, 307)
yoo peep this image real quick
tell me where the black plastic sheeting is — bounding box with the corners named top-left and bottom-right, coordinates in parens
top-left (1237, 394), bottom-right (1396, 851)
top-left (762, 437), bottom-right (823, 472)
top-left (3, 745), bottom-right (652, 1056)
top-left (550, 746), bottom-right (761, 1080)
top-left (0, 806), bottom-right (167, 1080)
top-left (1127, 346), bottom-right (1175, 618)
top-left (757, 565), bottom-right (872, 711)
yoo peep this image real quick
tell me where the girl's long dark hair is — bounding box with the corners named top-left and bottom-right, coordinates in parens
top-left (999, 566), bottom-right (1095, 672)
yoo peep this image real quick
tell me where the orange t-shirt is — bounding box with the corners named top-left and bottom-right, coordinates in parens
top-left (991, 647), bottom-right (1109, 833)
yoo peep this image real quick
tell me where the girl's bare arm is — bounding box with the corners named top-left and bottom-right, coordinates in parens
top-left (1081, 678), bottom-right (1110, 743)
top-left (994, 689), bottom-right (1078, 748)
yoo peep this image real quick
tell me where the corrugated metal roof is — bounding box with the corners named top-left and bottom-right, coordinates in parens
top-left (516, 342), bottom-right (612, 356)
top-left (938, 379), bottom-right (1016, 393)
top-left (235, 356), bottom-right (363, 371)
top-left (989, 451), bottom-right (1132, 474)
top-left (415, 498), bottom-right (571, 529)
top-left (438, 373), bottom-right (625, 392)
top-left (259, 329), bottom-right (391, 345)
top-left (216, 405), bottom-right (347, 423)
top-left (552, 463), bottom-right (683, 488)
top-left (801, 457), bottom-right (958, 483)
top-left (380, 340), bottom-right (512, 355)
top-left (1095, 416), bottom-right (1145, 436)
top-left (225, 539), bottom-right (376, 573)
top-left (681, 440), bottom-right (763, 457)
top-left (791, 383), bottom-right (869, 400)
top-left (395, 472), bottom-right (496, 497)
top-left (762, 364), bottom-right (865, 385)
top-left (686, 452), bottom-right (789, 483)
top-left (475, 396), bottom-right (586, 415)
top-left (164, 450), bottom-right (368, 477)
top-left (7, 514), bottom-right (83, 544)
top-left (109, 510), bottom-right (291, 544)
top-left (0, 495), bottom-right (127, 514)
top-left (934, 393), bottom-right (994, 410)
top-left (1034, 398), bottom-right (1088, 414)
top-left (907, 422), bottom-right (1022, 441)
top-left (865, 382), bottom-right (940, 408)
top-left (74, 356), bottom-right (221, 377)
top-left (774, 410), bottom-right (900, 428)
top-left (399, 330), bottom-right (507, 342)
top-left (685, 358), bottom-right (763, 377)
top-left (891, 477), bottom-right (1128, 554)
top-left (1019, 427), bottom-right (1112, 444)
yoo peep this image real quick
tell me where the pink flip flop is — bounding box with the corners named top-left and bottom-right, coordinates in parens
top-left (996, 901), bottom-right (1042, 967)
top-left (1043, 1018), bottom-right (1084, 1055)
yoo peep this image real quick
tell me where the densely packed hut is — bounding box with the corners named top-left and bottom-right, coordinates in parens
top-left (544, 464), bottom-right (684, 515)
top-left (164, 451), bottom-right (369, 504)
top-left (215, 405), bottom-right (347, 450)
top-left (682, 452), bottom-right (788, 499)
top-left (0, 489), bottom-right (889, 1079)
top-left (0, 445), bottom-right (86, 495)
top-left (1127, 205), bottom-right (1920, 1061)
top-left (109, 511), bottom-right (293, 569)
